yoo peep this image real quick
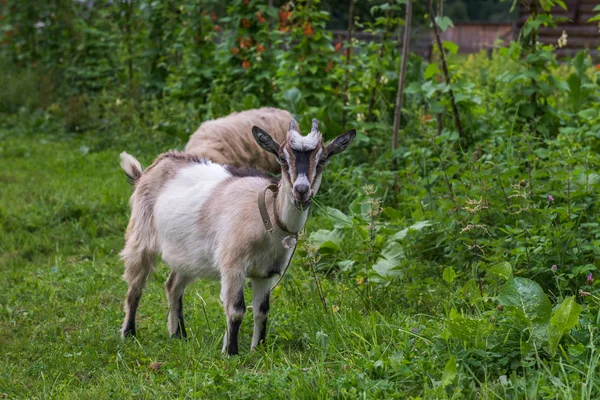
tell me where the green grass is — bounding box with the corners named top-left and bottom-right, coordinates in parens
top-left (2, 119), bottom-right (599, 399)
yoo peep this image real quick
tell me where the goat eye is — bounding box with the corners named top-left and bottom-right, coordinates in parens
top-left (278, 157), bottom-right (287, 165)
top-left (318, 158), bottom-right (327, 166)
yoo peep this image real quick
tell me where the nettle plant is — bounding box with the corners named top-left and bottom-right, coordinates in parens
top-left (306, 180), bottom-right (440, 310)
top-left (446, 263), bottom-right (583, 368)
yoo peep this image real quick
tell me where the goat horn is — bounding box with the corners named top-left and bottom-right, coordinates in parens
top-left (311, 118), bottom-right (319, 133)
top-left (289, 119), bottom-right (299, 132)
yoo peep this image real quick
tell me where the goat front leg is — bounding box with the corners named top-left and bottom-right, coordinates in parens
top-left (251, 278), bottom-right (271, 350)
top-left (165, 271), bottom-right (188, 339)
top-left (220, 270), bottom-right (246, 355)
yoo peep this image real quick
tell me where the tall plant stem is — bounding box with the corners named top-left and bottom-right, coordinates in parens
top-left (341, 0), bottom-right (355, 129)
top-left (567, 169), bottom-right (571, 220)
top-left (267, 0), bottom-right (274, 50)
top-left (392, 0), bottom-right (412, 152)
top-left (436, 0), bottom-right (444, 135)
top-left (427, 0), bottom-right (468, 143)
top-left (125, 0), bottom-right (135, 97)
top-left (309, 258), bottom-right (329, 314)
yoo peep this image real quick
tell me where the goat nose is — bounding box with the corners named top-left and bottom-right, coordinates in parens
top-left (295, 184), bottom-right (309, 196)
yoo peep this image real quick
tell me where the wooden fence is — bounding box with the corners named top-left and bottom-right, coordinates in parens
top-left (518, 0), bottom-right (600, 59)
top-left (332, 0), bottom-right (599, 60)
top-left (440, 22), bottom-right (514, 53)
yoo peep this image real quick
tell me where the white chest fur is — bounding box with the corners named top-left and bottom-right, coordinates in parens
top-left (154, 162), bottom-right (231, 276)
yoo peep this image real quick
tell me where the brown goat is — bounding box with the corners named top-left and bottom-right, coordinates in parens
top-left (184, 107), bottom-right (292, 173)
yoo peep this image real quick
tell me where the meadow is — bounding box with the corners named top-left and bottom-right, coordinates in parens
top-left (2, 0), bottom-right (600, 398)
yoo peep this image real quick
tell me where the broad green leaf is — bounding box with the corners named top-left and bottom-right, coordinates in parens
top-left (321, 206), bottom-right (352, 228)
top-left (382, 207), bottom-right (404, 223)
top-left (445, 165), bottom-right (459, 177)
top-left (441, 356), bottom-right (457, 387)
top-left (498, 277), bottom-right (551, 323)
top-left (404, 81), bottom-right (423, 94)
top-left (554, 0), bottom-right (567, 10)
top-left (447, 308), bottom-right (492, 349)
top-left (372, 258), bottom-right (402, 278)
top-left (566, 74), bottom-right (581, 110)
top-left (434, 16), bottom-right (454, 32)
top-left (578, 108), bottom-right (598, 120)
top-left (337, 260), bottom-right (355, 272)
top-left (241, 94), bottom-right (260, 110)
top-left (281, 87), bottom-right (302, 113)
top-left (372, 242), bottom-right (404, 278)
top-left (588, 15), bottom-right (600, 22)
top-left (488, 262), bottom-right (513, 280)
top-left (309, 229), bottom-right (343, 251)
top-left (349, 198), bottom-right (372, 220)
top-left (443, 267), bottom-right (457, 284)
top-left (534, 147), bottom-right (549, 159)
top-left (549, 75), bottom-right (569, 92)
top-left (381, 241), bottom-right (405, 260)
top-left (443, 41), bottom-right (459, 55)
top-left (315, 331), bottom-right (329, 349)
top-left (390, 220), bottom-right (433, 241)
top-left (547, 296), bottom-right (582, 356)
top-left (424, 63), bottom-right (440, 79)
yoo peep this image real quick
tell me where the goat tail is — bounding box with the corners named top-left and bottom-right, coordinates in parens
top-left (120, 152), bottom-right (143, 185)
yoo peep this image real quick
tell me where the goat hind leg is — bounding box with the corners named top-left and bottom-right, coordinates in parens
top-left (165, 271), bottom-right (188, 339)
top-left (121, 250), bottom-right (155, 337)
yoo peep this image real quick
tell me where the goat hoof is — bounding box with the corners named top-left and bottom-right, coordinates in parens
top-left (170, 332), bottom-right (188, 340)
top-left (122, 328), bottom-right (136, 338)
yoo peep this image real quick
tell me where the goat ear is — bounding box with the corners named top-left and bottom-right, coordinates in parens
top-left (252, 126), bottom-right (280, 156)
top-left (325, 129), bottom-right (356, 159)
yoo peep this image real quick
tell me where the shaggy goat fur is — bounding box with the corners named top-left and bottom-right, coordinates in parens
top-left (119, 119), bottom-right (356, 355)
top-left (184, 107), bottom-right (292, 173)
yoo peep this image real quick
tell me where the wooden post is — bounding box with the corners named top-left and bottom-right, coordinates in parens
top-left (427, 0), bottom-right (467, 142)
top-left (366, 8), bottom-right (392, 123)
top-left (392, 0), bottom-right (412, 151)
top-left (341, 0), bottom-right (355, 129)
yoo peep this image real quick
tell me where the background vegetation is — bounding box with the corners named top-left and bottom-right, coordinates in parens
top-left (1, 0), bottom-right (600, 398)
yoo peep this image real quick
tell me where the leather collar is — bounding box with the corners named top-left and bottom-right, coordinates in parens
top-left (258, 184), bottom-right (298, 236)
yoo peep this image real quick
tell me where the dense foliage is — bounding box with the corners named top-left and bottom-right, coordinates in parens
top-left (2, 0), bottom-right (600, 398)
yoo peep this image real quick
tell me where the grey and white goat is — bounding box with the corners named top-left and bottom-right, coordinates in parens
top-left (119, 119), bottom-right (355, 355)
